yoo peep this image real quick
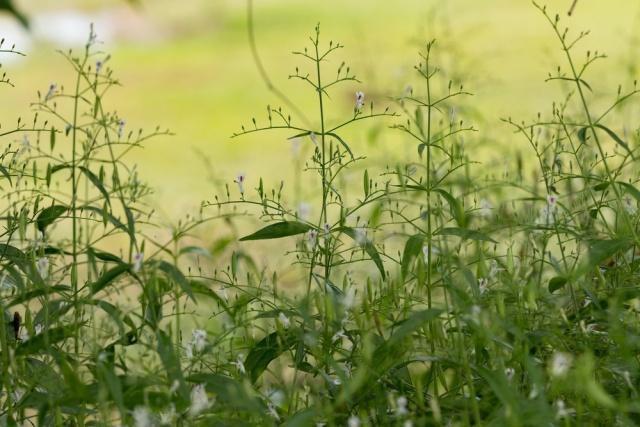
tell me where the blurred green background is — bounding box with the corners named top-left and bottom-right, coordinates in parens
top-left (1, 0), bottom-right (638, 220)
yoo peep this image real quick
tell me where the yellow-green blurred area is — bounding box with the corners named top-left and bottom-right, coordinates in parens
top-left (1, 0), bottom-right (639, 220)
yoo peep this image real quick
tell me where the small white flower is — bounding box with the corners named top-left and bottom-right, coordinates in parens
top-left (44, 83), bottom-right (56, 101)
top-left (489, 260), bottom-right (504, 279)
top-left (477, 278), bottom-right (488, 295)
top-left (37, 257), bottom-right (49, 279)
top-left (192, 329), bottom-right (207, 352)
top-left (11, 388), bottom-right (25, 403)
top-left (236, 172), bottom-right (246, 195)
top-left (323, 222), bottom-right (331, 234)
top-left (267, 403), bottom-right (280, 420)
top-left (297, 202), bottom-right (311, 221)
top-left (332, 328), bottom-right (348, 342)
top-left (160, 403), bottom-right (176, 425)
top-left (546, 194), bottom-right (558, 207)
top-left (217, 286), bottom-right (228, 302)
top-left (132, 406), bottom-right (153, 427)
top-left (623, 196), bottom-right (637, 216)
top-left (185, 342), bottom-right (193, 359)
top-left (396, 396), bottom-right (409, 416)
top-left (118, 119), bottom-right (126, 138)
top-left (309, 132), bottom-right (318, 147)
top-left (402, 421), bottom-right (413, 427)
top-left (189, 384), bottom-right (210, 417)
top-left (549, 352), bottom-right (572, 377)
top-left (132, 252), bottom-right (144, 273)
top-left (169, 380), bottom-right (180, 394)
top-left (555, 399), bottom-right (575, 419)
top-left (505, 367), bottom-right (515, 382)
top-left (278, 312), bottom-right (291, 329)
top-left (355, 91), bottom-right (365, 110)
top-left (34, 324), bottom-right (43, 335)
top-left (479, 199), bottom-right (491, 217)
top-left (307, 229), bottom-right (318, 249)
top-left (231, 354), bottom-right (245, 374)
top-left (348, 415), bottom-right (361, 427)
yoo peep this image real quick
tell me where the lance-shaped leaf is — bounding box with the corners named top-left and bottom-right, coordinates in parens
top-left (571, 238), bottom-right (631, 280)
top-left (337, 226), bottom-right (385, 279)
top-left (244, 331), bottom-right (298, 383)
top-left (79, 166), bottom-right (111, 206)
top-left (435, 227), bottom-right (498, 244)
top-left (156, 260), bottom-right (196, 303)
top-left (90, 263), bottom-right (131, 295)
top-left (325, 132), bottom-right (354, 159)
top-left (240, 221), bottom-right (311, 241)
top-left (36, 205), bottom-right (67, 233)
top-left (401, 234), bottom-right (426, 280)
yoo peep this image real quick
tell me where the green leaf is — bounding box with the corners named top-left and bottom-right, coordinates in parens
top-left (79, 166), bottom-right (110, 206)
top-left (156, 261), bottom-right (196, 303)
top-left (15, 325), bottom-right (77, 356)
top-left (363, 169), bottom-right (369, 198)
top-left (244, 331), bottom-right (298, 383)
top-left (433, 188), bottom-right (466, 227)
top-left (337, 226), bottom-right (385, 279)
top-left (401, 234), bottom-right (426, 280)
top-left (618, 182), bottom-right (640, 204)
top-left (326, 132), bottom-right (354, 159)
top-left (386, 308), bottom-right (444, 347)
top-left (186, 373), bottom-right (266, 415)
top-left (0, 163), bottom-right (12, 186)
top-left (97, 361), bottom-right (125, 418)
top-left (593, 124), bottom-right (634, 159)
top-left (178, 246), bottom-right (211, 257)
top-left (87, 248), bottom-right (124, 264)
top-left (548, 276), bottom-right (568, 293)
top-left (239, 221), bottom-right (311, 241)
top-left (435, 227), bottom-right (498, 244)
top-left (577, 127), bottom-right (589, 145)
top-left (83, 205), bottom-right (128, 234)
top-left (572, 238), bottom-right (631, 280)
top-left (156, 330), bottom-right (189, 406)
top-left (36, 205), bottom-right (67, 233)
top-left (50, 127), bottom-right (56, 150)
top-left (593, 182), bottom-right (609, 191)
top-left (90, 263), bottom-right (131, 295)
top-left (282, 409), bottom-right (319, 427)
top-left (8, 285), bottom-right (71, 307)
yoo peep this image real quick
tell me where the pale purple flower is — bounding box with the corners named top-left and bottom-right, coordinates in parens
top-left (479, 199), bottom-right (491, 217)
top-left (348, 415), bottom-right (361, 427)
top-left (35, 324), bottom-right (43, 335)
top-left (192, 329), bottom-right (207, 352)
top-left (546, 194), bottom-right (558, 207)
top-left (555, 399), bottom-right (575, 419)
top-left (132, 406), bottom-right (153, 427)
top-left (505, 367), bottom-right (515, 382)
top-left (323, 222), bottom-right (331, 234)
top-left (132, 252), bottom-right (143, 273)
top-left (478, 278), bottom-right (488, 295)
top-left (37, 257), bottom-right (49, 279)
top-left (118, 119), bottom-right (126, 137)
top-left (307, 229), bottom-right (318, 249)
top-left (278, 312), bottom-right (291, 329)
top-left (232, 354), bottom-right (245, 374)
top-left (236, 172), bottom-right (246, 195)
top-left (396, 396), bottom-right (409, 416)
top-left (189, 384), bottom-right (210, 417)
top-left (549, 352), bottom-right (572, 377)
top-left (332, 328), bottom-right (348, 342)
top-left (355, 91), bottom-right (365, 110)
top-left (623, 196), bottom-right (637, 216)
top-left (44, 83), bottom-right (56, 101)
